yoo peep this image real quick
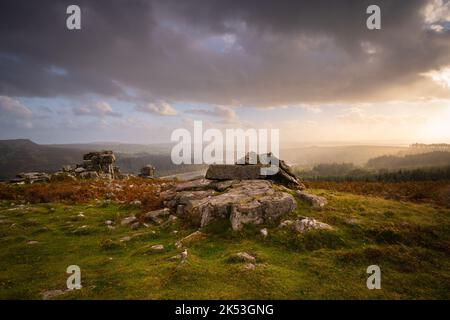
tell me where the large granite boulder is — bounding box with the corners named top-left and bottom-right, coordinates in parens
top-left (163, 179), bottom-right (297, 231)
top-left (205, 154), bottom-right (305, 190)
top-left (54, 150), bottom-right (124, 180)
top-left (81, 151), bottom-right (117, 177)
top-left (295, 191), bottom-right (328, 208)
top-left (139, 165), bottom-right (155, 178)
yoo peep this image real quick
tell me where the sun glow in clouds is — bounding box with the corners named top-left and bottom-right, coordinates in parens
top-left (418, 103), bottom-right (450, 141)
top-left (423, 67), bottom-right (450, 89)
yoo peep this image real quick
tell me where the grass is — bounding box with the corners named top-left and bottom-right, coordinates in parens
top-left (305, 180), bottom-right (450, 208)
top-left (0, 184), bottom-right (449, 299)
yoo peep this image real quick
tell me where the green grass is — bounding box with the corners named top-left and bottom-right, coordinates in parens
top-left (0, 190), bottom-right (449, 299)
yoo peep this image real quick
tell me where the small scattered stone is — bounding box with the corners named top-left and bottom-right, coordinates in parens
top-left (260, 228), bottom-right (268, 238)
top-left (120, 216), bottom-right (137, 226)
top-left (105, 220), bottom-right (113, 226)
top-left (295, 191), bottom-right (328, 208)
top-left (27, 240), bottom-right (39, 245)
top-left (74, 167), bottom-right (86, 174)
top-left (243, 263), bottom-right (256, 270)
top-left (279, 220), bottom-right (294, 228)
top-left (170, 249), bottom-right (188, 261)
top-left (41, 289), bottom-right (66, 300)
top-left (130, 222), bottom-right (141, 230)
top-left (149, 244), bottom-right (164, 252)
top-left (234, 252), bottom-right (256, 263)
top-left (292, 217), bottom-right (333, 233)
top-left (72, 225), bottom-right (90, 234)
top-left (144, 208), bottom-right (170, 224)
top-left (120, 236), bottom-right (132, 242)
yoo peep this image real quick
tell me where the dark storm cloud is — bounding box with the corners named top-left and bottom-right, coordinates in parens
top-left (0, 0), bottom-right (449, 106)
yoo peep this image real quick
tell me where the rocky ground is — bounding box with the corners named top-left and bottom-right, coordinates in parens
top-left (0, 176), bottom-right (449, 299)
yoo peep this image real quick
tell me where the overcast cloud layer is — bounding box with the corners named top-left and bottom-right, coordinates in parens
top-left (1, 0), bottom-right (449, 105)
top-left (0, 0), bottom-right (449, 143)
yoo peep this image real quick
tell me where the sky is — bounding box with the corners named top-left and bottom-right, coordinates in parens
top-left (0, 0), bottom-right (450, 146)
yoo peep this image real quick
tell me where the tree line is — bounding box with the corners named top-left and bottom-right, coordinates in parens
top-left (295, 163), bottom-right (450, 182)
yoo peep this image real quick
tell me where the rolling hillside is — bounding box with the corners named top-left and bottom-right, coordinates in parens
top-left (0, 139), bottom-right (86, 180)
top-left (0, 139), bottom-right (203, 180)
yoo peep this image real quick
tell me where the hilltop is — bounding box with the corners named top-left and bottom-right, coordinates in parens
top-left (0, 176), bottom-right (449, 299)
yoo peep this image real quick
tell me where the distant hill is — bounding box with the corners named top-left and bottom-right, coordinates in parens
top-left (367, 151), bottom-right (450, 170)
top-left (0, 139), bottom-right (86, 180)
top-left (0, 139), bottom-right (203, 180)
top-left (281, 145), bottom-right (407, 166)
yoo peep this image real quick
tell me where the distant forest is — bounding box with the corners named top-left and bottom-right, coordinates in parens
top-left (367, 151), bottom-right (450, 170)
top-left (295, 151), bottom-right (450, 182)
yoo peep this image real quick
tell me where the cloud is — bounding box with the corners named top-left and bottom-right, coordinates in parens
top-left (185, 105), bottom-right (237, 120)
top-left (0, 95), bottom-right (32, 119)
top-left (338, 107), bottom-right (427, 125)
top-left (73, 102), bottom-right (121, 117)
top-left (422, 66), bottom-right (450, 89)
top-left (424, 0), bottom-right (450, 23)
top-left (136, 101), bottom-right (178, 116)
top-left (0, 0), bottom-right (449, 107)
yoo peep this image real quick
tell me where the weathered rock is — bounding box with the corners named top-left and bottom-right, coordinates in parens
top-left (243, 263), bottom-right (256, 270)
top-left (11, 172), bottom-right (50, 184)
top-left (41, 289), bottom-right (67, 300)
top-left (295, 191), bottom-right (328, 208)
top-left (149, 244), bottom-right (164, 252)
top-left (165, 179), bottom-right (297, 231)
top-left (121, 216), bottom-right (137, 226)
top-left (51, 172), bottom-right (77, 182)
top-left (62, 165), bottom-right (73, 172)
top-left (292, 217), bottom-right (333, 233)
top-left (139, 165), bottom-right (155, 178)
top-left (279, 220), bottom-right (294, 228)
top-left (205, 153), bottom-right (305, 190)
top-left (144, 208), bottom-right (170, 224)
top-left (230, 187), bottom-right (296, 231)
top-left (72, 225), bottom-right (91, 235)
top-left (83, 151), bottom-right (116, 174)
top-left (79, 171), bottom-right (99, 180)
top-left (73, 150), bottom-right (121, 180)
top-left (175, 178), bottom-right (217, 192)
top-left (130, 222), bottom-right (141, 230)
top-left (260, 228), bottom-right (268, 238)
top-left (120, 236), bottom-right (132, 242)
top-left (206, 164), bottom-right (263, 180)
top-left (74, 167), bottom-right (86, 174)
top-left (234, 252), bottom-right (256, 263)
top-left (170, 249), bottom-right (188, 261)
